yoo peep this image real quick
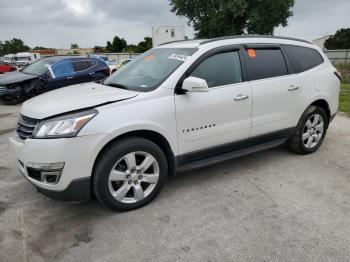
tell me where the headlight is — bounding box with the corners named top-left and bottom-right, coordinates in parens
top-left (33, 109), bottom-right (98, 138)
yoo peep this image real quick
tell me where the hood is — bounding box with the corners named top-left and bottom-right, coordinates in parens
top-left (0, 71), bottom-right (37, 85)
top-left (22, 82), bottom-right (139, 119)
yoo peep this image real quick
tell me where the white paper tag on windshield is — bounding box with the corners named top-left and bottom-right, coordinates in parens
top-left (168, 53), bottom-right (190, 62)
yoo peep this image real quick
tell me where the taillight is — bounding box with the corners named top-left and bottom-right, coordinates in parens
top-left (334, 71), bottom-right (342, 81)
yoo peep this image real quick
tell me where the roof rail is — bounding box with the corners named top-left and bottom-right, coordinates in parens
top-left (200, 35), bottom-right (311, 45)
top-left (158, 39), bottom-right (202, 46)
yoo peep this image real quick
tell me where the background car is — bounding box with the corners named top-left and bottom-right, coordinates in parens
top-left (105, 60), bottom-right (118, 73)
top-left (111, 59), bottom-right (132, 73)
top-left (0, 62), bottom-right (17, 74)
top-left (0, 56), bottom-right (110, 105)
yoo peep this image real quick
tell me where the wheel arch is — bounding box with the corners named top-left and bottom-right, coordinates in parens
top-left (92, 129), bottom-right (177, 182)
top-left (310, 99), bottom-right (331, 122)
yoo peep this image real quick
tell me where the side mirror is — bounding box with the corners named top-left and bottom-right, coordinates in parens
top-left (182, 76), bottom-right (209, 93)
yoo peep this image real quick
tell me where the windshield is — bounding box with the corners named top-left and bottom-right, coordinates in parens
top-left (103, 48), bottom-right (197, 92)
top-left (22, 59), bottom-right (53, 76)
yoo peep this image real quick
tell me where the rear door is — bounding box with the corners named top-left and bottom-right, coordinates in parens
top-left (243, 45), bottom-right (302, 137)
top-left (175, 46), bottom-right (252, 155)
top-left (72, 60), bottom-right (97, 83)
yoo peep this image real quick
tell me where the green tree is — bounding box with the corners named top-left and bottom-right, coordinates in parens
top-left (169, 0), bottom-right (294, 38)
top-left (106, 36), bottom-right (127, 52)
top-left (71, 43), bottom-right (79, 49)
top-left (123, 44), bottom-right (137, 53)
top-left (325, 28), bottom-right (350, 50)
top-left (135, 37), bottom-right (152, 53)
top-left (106, 41), bottom-right (113, 52)
top-left (0, 38), bottom-right (30, 56)
top-left (94, 45), bottom-right (106, 53)
top-left (32, 46), bottom-right (48, 50)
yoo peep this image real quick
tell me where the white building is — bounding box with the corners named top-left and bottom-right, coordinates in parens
top-left (312, 35), bottom-right (333, 50)
top-left (152, 26), bottom-right (185, 47)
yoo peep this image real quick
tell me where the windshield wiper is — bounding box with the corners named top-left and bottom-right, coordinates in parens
top-left (104, 83), bottom-right (129, 90)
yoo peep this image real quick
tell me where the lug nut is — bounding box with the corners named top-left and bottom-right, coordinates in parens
top-left (127, 175), bottom-right (131, 179)
top-left (138, 175), bottom-right (143, 180)
top-left (134, 181), bottom-right (138, 185)
top-left (128, 180), bottom-right (132, 184)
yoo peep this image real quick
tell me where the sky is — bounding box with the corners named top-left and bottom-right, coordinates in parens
top-left (0, 0), bottom-right (349, 49)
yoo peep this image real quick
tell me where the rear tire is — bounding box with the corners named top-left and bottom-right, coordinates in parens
top-left (288, 105), bottom-right (328, 154)
top-left (93, 137), bottom-right (168, 211)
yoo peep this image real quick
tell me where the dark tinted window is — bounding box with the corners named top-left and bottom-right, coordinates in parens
top-left (72, 60), bottom-right (96, 72)
top-left (284, 45), bottom-right (324, 73)
top-left (246, 49), bottom-right (288, 81)
top-left (52, 61), bottom-right (74, 78)
top-left (190, 51), bottom-right (242, 88)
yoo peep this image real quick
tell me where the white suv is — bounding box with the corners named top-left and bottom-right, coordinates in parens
top-left (10, 36), bottom-right (340, 211)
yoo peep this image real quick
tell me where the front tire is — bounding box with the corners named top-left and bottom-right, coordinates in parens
top-left (0, 90), bottom-right (25, 105)
top-left (93, 137), bottom-right (168, 211)
top-left (288, 105), bottom-right (328, 154)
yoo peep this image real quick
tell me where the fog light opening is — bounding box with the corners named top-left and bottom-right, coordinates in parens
top-left (26, 162), bottom-right (64, 185)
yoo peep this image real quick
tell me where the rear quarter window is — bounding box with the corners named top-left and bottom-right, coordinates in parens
top-left (245, 49), bottom-right (288, 81)
top-left (283, 45), bottom-right (324, 73)
top-left (72, 60), bottom-right (96, 72)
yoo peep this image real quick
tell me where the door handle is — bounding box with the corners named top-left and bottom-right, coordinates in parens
top-left (66, 76), bottom-right (74, 80)
top-left (88, 72), bottom-right (95, 75)
top-left (234, 94), bottom-right (249, 101)
top-left (288, 85), bottom-right (300, 91)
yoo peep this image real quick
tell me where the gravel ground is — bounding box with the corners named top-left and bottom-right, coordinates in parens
top-left (0, 104), bottom-right (349, 262)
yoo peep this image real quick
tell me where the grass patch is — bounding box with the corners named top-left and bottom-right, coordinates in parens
top-left (340, 82), bottom-right (350, 114)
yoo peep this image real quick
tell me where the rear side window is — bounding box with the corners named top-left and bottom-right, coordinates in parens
top-left (190, 51), bottom-right (242, 88)
top-left (284, 45), bottom-right (324, 73)
top-left (72, 60), bottom-right (96, 72)
top-left (246, 49), bottom-right (288, 81)
top-left (52, 61), bottom-right (74, 78)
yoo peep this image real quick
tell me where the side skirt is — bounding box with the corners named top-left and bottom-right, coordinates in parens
top-left (176, 127), bottom-right (295, 172)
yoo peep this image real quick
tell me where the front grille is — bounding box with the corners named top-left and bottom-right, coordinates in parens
top-left (17, 115), bottom-right (39, 140)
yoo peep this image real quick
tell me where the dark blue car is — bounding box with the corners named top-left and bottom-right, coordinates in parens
top-left (0, 56), bottom-right (110, 105)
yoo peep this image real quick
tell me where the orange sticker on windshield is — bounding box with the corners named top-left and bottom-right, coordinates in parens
top-left (247, 49), bottom-right (256, 58)
top-left (145, 54), bottom-right (155, 61)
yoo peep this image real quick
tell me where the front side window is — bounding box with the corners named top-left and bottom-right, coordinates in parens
top-left (52, 61), bottom-right (75, 78)
top-left (246, 49), bottom-right (288, 81)
top-left (190, 51), bottom-right (242, 88)
top-left (104, 48), bottom-right (197, 92)
top-left (284, 45), bottom-right (324, 73)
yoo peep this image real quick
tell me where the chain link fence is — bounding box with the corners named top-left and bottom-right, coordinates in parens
top-left (98, 53), bottom-right (140, 62)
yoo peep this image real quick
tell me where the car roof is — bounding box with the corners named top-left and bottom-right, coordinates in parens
top-left (157, 35), bottom-right (315, 49)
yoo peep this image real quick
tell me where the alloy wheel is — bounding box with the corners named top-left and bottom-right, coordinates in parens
top-left (108, 151), bottom-right (159, 204)
top-left (302, 113), bottom-right (324, 149)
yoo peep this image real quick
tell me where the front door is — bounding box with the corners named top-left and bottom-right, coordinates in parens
top-left (175, 49), bottom-right (252, 156)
